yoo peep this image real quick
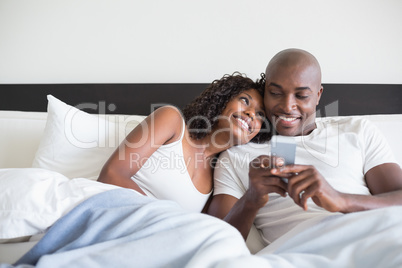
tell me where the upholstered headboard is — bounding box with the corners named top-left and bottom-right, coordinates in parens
top-left (0, 84), bottom-right (401, 116)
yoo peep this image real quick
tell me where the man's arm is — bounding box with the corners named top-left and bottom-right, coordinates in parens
top-left (208, 156), bottom-right (287, 240)
top-left (208, 194), bottom-right (258, 240)
top-left (338, 118), bottom-right (402, 211)
top-left (344, 163), bottom-right (402, 212)
top-left (274, 118), bottom-right (402, 213)
top-left (274, 162), bottom-right (402, 213)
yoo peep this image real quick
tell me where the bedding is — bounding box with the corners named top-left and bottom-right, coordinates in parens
top-left (0, 168), bottom-right (119, 240)
top-left (32, 95), bottom-right (146, 180)
top-left (0, 111), bottom-right (47, 169)
top-left (1, 91), bottom-right (402, 267)
top-left (2, 188), bottom-right (402, 267)
top-left (254, 206), bottom-right (402, 267)
top-left (6, 188), bottom-right (252, 268)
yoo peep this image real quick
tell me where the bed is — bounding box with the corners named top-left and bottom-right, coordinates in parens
top-left (0, 83), bottom-right (402, 267)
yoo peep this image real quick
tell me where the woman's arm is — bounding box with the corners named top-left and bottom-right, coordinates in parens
top-left (97, 106), bottom-right (184, 193)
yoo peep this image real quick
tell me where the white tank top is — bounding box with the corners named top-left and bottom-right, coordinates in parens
top-left (131, 118), bottom-right (211, 212)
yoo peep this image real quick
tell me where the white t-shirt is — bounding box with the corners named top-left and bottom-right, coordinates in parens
top-left (214, 117), bottom-right (397, 245)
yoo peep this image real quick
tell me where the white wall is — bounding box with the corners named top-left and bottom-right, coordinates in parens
top-left (0, 0), bottom-right (401, 84)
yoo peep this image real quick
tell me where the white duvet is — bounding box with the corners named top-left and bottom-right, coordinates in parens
top-left (0, 168), bottom-right (119, 240)
top-left (1, 168), bottom-right (402, 267)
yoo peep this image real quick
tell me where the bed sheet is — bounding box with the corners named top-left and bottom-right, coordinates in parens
top-left (2, 188), bottom-right (402, 268)
top-left (3, 188), bottom-right (251, 267)
top-left (2, 169), bottom-right (402, 267)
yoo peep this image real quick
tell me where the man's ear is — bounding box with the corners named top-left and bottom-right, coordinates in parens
top-left (316, 86), bottom-right (323, 105)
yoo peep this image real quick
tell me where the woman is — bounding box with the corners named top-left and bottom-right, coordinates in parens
top-left (98, 73), bottom-right (269, 212)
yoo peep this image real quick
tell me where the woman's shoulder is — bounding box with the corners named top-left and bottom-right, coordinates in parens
top-left (145, 105), bottom-right (183, 128)
top-left (152, 105), bottom-right (183, 121)
top-left (150, 105), bottom-right (185, 142)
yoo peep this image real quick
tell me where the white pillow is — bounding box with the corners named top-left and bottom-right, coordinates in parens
top-left (0, 168), bottom-right (121, 240)
top-left (32, 95), bottom-right (146, 180)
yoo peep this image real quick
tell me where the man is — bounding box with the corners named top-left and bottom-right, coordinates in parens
top-left (207, 48), bottom-right (402, 251)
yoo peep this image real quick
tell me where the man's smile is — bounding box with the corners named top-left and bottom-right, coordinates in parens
top-left (274, 114), bottom-right (301, 127)
top-left (278, 116), bottom-right (298, 122)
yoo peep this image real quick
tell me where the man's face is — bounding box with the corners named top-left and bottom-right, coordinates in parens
top-left (264, 63), bottom-right (323, 136)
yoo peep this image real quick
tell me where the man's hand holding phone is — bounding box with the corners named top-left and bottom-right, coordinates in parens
top-left (268, 138), bottom-right (344, 212)
top-left (249, 136), bottom-right (344, 212)
top-left (247, 155), bottom-right (288, 208)
top-left (247, 135), bottom-right (297, 207)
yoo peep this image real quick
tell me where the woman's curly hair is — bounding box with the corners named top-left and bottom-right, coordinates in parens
top-left (182, 72), bottom-right (271, 143)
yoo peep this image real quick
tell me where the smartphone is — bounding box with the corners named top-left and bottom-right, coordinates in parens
top-left (270, 136), bottom-right (296, 183)
top-left (271, 135), bottom-right (296, 165)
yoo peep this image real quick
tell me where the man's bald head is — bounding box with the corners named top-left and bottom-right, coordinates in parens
top-left (266, 48), bottom-right (322, 87)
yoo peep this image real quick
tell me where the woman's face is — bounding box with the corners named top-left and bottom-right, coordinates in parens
top-left (215, 88), bottom-right (265, 146)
